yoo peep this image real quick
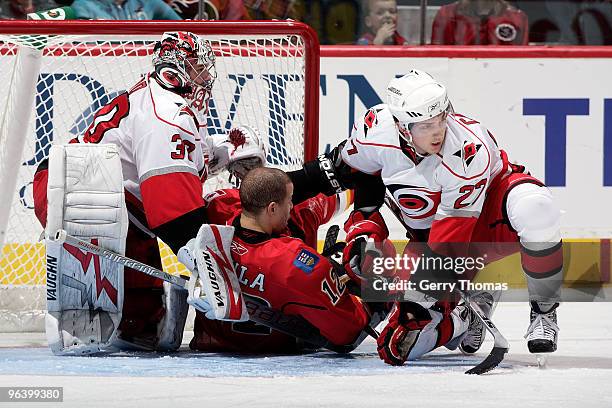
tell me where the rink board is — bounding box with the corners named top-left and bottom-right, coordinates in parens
top-left (2, 47), bottom-right (611, 285)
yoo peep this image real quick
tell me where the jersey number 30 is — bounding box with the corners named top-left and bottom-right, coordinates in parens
top-left (171, 134), bottom-right (196, 161)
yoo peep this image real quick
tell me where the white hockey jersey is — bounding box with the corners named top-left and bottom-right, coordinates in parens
top-left (73, 74), bottom-right (209, 230)
top-left (341, 104), bottom-right (510, 242)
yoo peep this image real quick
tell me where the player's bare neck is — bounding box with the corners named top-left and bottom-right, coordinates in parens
top-left (240, 213), bottom-right (268, 235)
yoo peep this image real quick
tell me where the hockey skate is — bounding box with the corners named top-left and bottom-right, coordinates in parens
top-left (459, 292), bottom-right (496, 354)
top-left (525, 301), bottom-right (559, 353)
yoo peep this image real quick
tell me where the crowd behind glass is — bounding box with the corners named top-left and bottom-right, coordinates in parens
top-left (1, 0), bottom-right (610, 45)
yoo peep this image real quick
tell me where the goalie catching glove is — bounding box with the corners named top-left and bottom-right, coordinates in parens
top-left (208, 125), bottom-right (266, 180)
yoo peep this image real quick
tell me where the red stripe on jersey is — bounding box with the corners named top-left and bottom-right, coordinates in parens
top-left (435, 310), bottom-right (455, 348)
top-left (149, 82), bottom-right (195, 137)
top-left (140, 171), bottom-right (204, 229)
top-left (488, 149), bottom-right (510, 190)
top-left (442, 115), bottom-right (491, 180)
top-left (33, 169), bottom-right (48, 227)
top-left (520, 243), bottom-right (563, 278)
top-left (129, 75), bottom-right (148, 94)
top-left (356, 139), bottom-right (401, 150)
top-left (429, 216), bottom-right (477, 244)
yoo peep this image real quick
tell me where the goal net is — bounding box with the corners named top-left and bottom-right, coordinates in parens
top-left (0, 21), bottom-right (319, 332)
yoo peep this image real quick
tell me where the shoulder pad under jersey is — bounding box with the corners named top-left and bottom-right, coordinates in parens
top-left (439, 114), bottom-right (492, 181)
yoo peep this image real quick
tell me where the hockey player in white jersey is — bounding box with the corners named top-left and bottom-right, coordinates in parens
top-left (33, 32), bottom-right (266, 353)
top-left (339, 69), bottom-right (562, 366)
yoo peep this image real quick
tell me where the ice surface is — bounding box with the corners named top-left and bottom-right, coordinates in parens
top-left (1, 303), bottom-right (611, 408)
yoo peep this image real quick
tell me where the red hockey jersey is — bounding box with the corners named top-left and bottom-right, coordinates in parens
top-left (191, 189), bottom-right (369, 353)
top-left (431, 1), bottom-right (528, 45)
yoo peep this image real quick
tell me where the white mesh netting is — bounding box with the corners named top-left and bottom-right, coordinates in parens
top-left (0, 28), bottom-right (313, 332)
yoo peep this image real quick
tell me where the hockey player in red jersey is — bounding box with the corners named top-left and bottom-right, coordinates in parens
top-left (32, 32), bottom-right (266, 352)
top-left (340, 69), bottom-right (562, 366)
top-left (190, 167), bottom-right (371, 352)
top-left (189, 167), bottom-right (474, 356)
top-left (431, 0), bottom-right (529, 45)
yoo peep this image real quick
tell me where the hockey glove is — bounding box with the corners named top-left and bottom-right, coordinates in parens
top-left (342, 210), bottom-right (389, 286)
top-left (208, 125), bottom-right (266, 179)
top-left (177, 238), bottom-right (216, 320)
top-left (377, 301), bottom-right (432, 366)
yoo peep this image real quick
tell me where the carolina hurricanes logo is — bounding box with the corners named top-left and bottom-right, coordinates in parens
top-left (364, 109), bottom-right (378, 129)
top-left (158, 66), bottom-right (184, 88)
top-left (454, 141), bottom-right (482, 168)
top-left (363, 108), bottom-right (382, 136)
top-left (390, 185), bottom-right (441, 220)
top-left (398, 195), bottom-right (428, 211)
top-left (495, 23), bottom-right (518, 42)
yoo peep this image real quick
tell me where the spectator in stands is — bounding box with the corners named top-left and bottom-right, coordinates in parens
top-left (357, 0), bottom-right (407, 45)
top-left (0, 0), bottom-right (59, 19)
top-left (431, 0), bottom-right (528, 45)
top-left (571, 0), bottom-right (612, 45)
top-left (164, 0), bottom-right (249, 20)
top-left (243, 0), bottom-right (302, 20)
top-left (70, 0), bottom-right (181, 20)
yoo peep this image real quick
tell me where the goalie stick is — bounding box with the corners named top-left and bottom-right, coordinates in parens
top-left (52, 229), bottom-right (340, 351)
top-left (53, 229), bottom-right (187, 288)
top-left (382, 194), bottom-right (509, 375)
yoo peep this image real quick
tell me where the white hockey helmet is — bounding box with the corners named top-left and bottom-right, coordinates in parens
top-left (386, 69), bottom-right (450, 132)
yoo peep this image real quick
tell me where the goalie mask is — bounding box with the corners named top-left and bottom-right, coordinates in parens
top-left (386, 69), bottom-right (452, 154)
top-left (153, 31), bottom-right (217, 116)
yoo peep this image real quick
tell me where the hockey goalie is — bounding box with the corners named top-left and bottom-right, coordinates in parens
top-left (33, 31), bottom-right (266, 355)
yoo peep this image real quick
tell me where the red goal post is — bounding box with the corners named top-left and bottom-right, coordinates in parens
top-left (0, 20), bottom-right (320, 332)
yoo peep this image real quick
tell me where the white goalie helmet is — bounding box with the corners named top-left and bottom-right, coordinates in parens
top-left (152, 31), bottom-right (217, 118)
top-left (386, 69), bottom-right (451, 141)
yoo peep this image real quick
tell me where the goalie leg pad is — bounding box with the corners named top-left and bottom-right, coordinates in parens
top-left (157, 281), bottom-right (189, 351)
top-left (45, 144), bottom-right (128, 355)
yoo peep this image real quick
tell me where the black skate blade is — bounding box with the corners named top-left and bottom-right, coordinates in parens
top-left (464, 346), bottom-right (508, 375)
top-left (536, 354), bottom-right (548, 368)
